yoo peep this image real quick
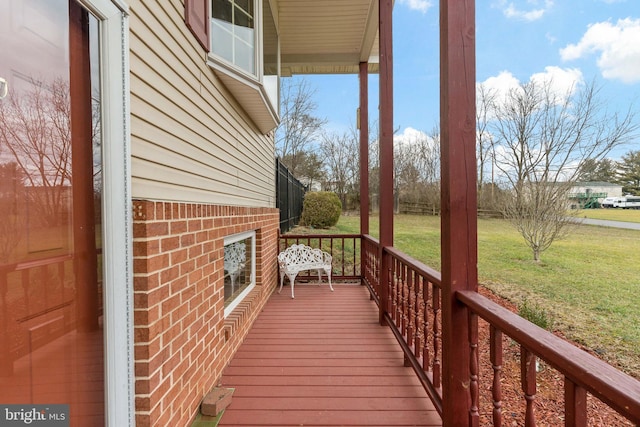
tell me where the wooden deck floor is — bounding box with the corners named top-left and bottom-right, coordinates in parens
top-left (218, 284), bottom-right (442, 427)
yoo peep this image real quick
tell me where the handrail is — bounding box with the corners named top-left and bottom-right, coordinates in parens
top-left (457, 289), bottom-right (640, 424)
top-left (384, 245), bottom-right (441, 284)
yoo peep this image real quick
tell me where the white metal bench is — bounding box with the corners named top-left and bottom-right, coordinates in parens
top-left (277, 244), bottom-right (334, 299)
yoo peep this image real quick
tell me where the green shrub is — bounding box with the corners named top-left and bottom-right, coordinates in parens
top-left (518, 298), bottom-right (556, 331)
top-left (300, 191), bottom-right (342, 228)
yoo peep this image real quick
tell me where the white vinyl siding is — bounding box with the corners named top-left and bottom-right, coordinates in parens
top-left (129, 0), bottom-right (275, 207)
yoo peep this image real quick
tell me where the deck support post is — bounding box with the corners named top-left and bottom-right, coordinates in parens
top-left (378, 0), bottom-right (393, 326)
top-left (359, 62), bottom-right (371, 292)
top-left (359, 62), bottom-right (370, 237)
top-left (439, 0), bottom-right (478, 426)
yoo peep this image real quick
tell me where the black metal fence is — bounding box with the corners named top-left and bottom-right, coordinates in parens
top-left (276, 158), bottom-right (307, 232)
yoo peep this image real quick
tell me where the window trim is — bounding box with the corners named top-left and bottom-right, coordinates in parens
top-left (223, 230), bottom-right (256, 317)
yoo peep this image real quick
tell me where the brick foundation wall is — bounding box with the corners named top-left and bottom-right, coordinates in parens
top-left (132, 200), bottom-right (279, 427)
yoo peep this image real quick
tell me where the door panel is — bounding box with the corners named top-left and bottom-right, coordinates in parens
top-left (0, 1), bottom-right (105, 425)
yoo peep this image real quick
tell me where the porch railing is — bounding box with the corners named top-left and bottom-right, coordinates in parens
top-left (279, 233), bottom-right (640, 426)
top-left (457, 290), bottom-right (640, 426)
top-left (279, 234), bottom-right (361, 281)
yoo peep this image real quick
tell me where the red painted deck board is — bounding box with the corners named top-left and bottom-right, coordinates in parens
top-left (218, 284), bottom-right (442, 427)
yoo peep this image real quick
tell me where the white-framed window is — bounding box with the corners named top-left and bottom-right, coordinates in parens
top-left (211, 0), bottom-right (256, 75)
top-left (185, 0), bottom-right (280, 132)
top-left (223, 230), bottom-right (256, 317)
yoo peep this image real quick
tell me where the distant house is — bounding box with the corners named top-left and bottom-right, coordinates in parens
top-left (568, 181), bottom-right (623, 208)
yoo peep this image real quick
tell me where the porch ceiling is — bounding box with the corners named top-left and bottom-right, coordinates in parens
top-left (277, 0), bottom-right (381, 76)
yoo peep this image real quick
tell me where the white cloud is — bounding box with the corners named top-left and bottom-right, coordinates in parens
top-left (545, 32), bottom-right (557, 45)
top-left (479, 70), bottom-right (521, 106)
top-left (394, 127), bottom-right (429, 146)
top-left (398, 0), bottom-right (433, 13)
top-left (478, 67), bottom-right (584, 107)
top-left (504, 5), bottom-right (544, 21)
top-left (497, 0), bottom-right (554, 22)
top-left (560, 18), bottom-right (640, 84)
top-left (529, 66), bottom-right (584, 98)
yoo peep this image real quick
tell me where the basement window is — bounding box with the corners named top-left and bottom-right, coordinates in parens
top-left (223, 230), bottom-right (256, 317)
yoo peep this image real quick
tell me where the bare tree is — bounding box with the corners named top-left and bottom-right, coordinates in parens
top-left (476, 84), bottom-right (496, 188)
top-left (490, 79), bottom-right (638, 261)
top-left (477, 84), bottom-right (500, 209)
top-left (275, 78), bottom-right (326, 175)
top-left (392, 127), bottom-right (441, 212)
top-left (394, 140), bottom-right (418, 211)
top-left (0, 163), bottom-right (26, 263)
top-left (295, 151), bottom-right (325, 191)
top-left (368, 121), bottom-right (380, 212)
top-left (319, 130), bottom-right (359, 209)
top-left (0, 78), bottom-right (73, 228)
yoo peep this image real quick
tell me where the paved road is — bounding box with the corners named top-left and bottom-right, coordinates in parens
top-left (576, 217), bottom-right (640, 230)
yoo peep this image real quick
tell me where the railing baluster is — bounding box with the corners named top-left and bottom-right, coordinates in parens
top-left (423, 279), bottom-right (431, 372)
top-left (401, 261), bottom-right (407, 336)
top-left (352, 238), bottom-right (357, 277)
top-left (391, 257), bottom-right (397, 324)
top-left (469, 311), bottom-right (480, 427)
top-left (396, 259), bottom-right (402, 326)
top-left (564, 378), bottom-right (587, 427)
top-left (407, 270), bottom-right (415, 350)
top-left (388, 253), bottom-right (393, 316)
top-left (433, 285), bottom-right (441, 389)
top-left (414, 275), bottom-right (421, 357)
top-left (401, 266), bottom-right (410, 367)
top-left (340, 237), bottom-right (345, 277)
top-left (490, 326), bottom-right (503, 427)
top-left (521, 347), bottom-right (538, 427)
top-left (390, 257), bottom-right (397, 323)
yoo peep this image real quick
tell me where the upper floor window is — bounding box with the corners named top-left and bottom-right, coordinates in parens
top-left (185, 0), bottom-right (280, 133)
top-left (211, 0), bottom-right (255, 75)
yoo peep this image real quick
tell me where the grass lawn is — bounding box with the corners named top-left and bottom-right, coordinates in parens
top-left (325, 214), bottom-right (640, 377)
top-left (576, 208), bottom-right (640, 223)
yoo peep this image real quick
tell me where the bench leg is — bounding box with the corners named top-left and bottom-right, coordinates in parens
top-left (287, 273), bottom-right (297, 299)
top-left (317, 269), bottom-right (334, 292)
top-left (278, 271), bottom-right (285, 294)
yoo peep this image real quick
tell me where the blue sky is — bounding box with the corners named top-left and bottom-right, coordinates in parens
top-left (299, 0), bottom-right (640, 160)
